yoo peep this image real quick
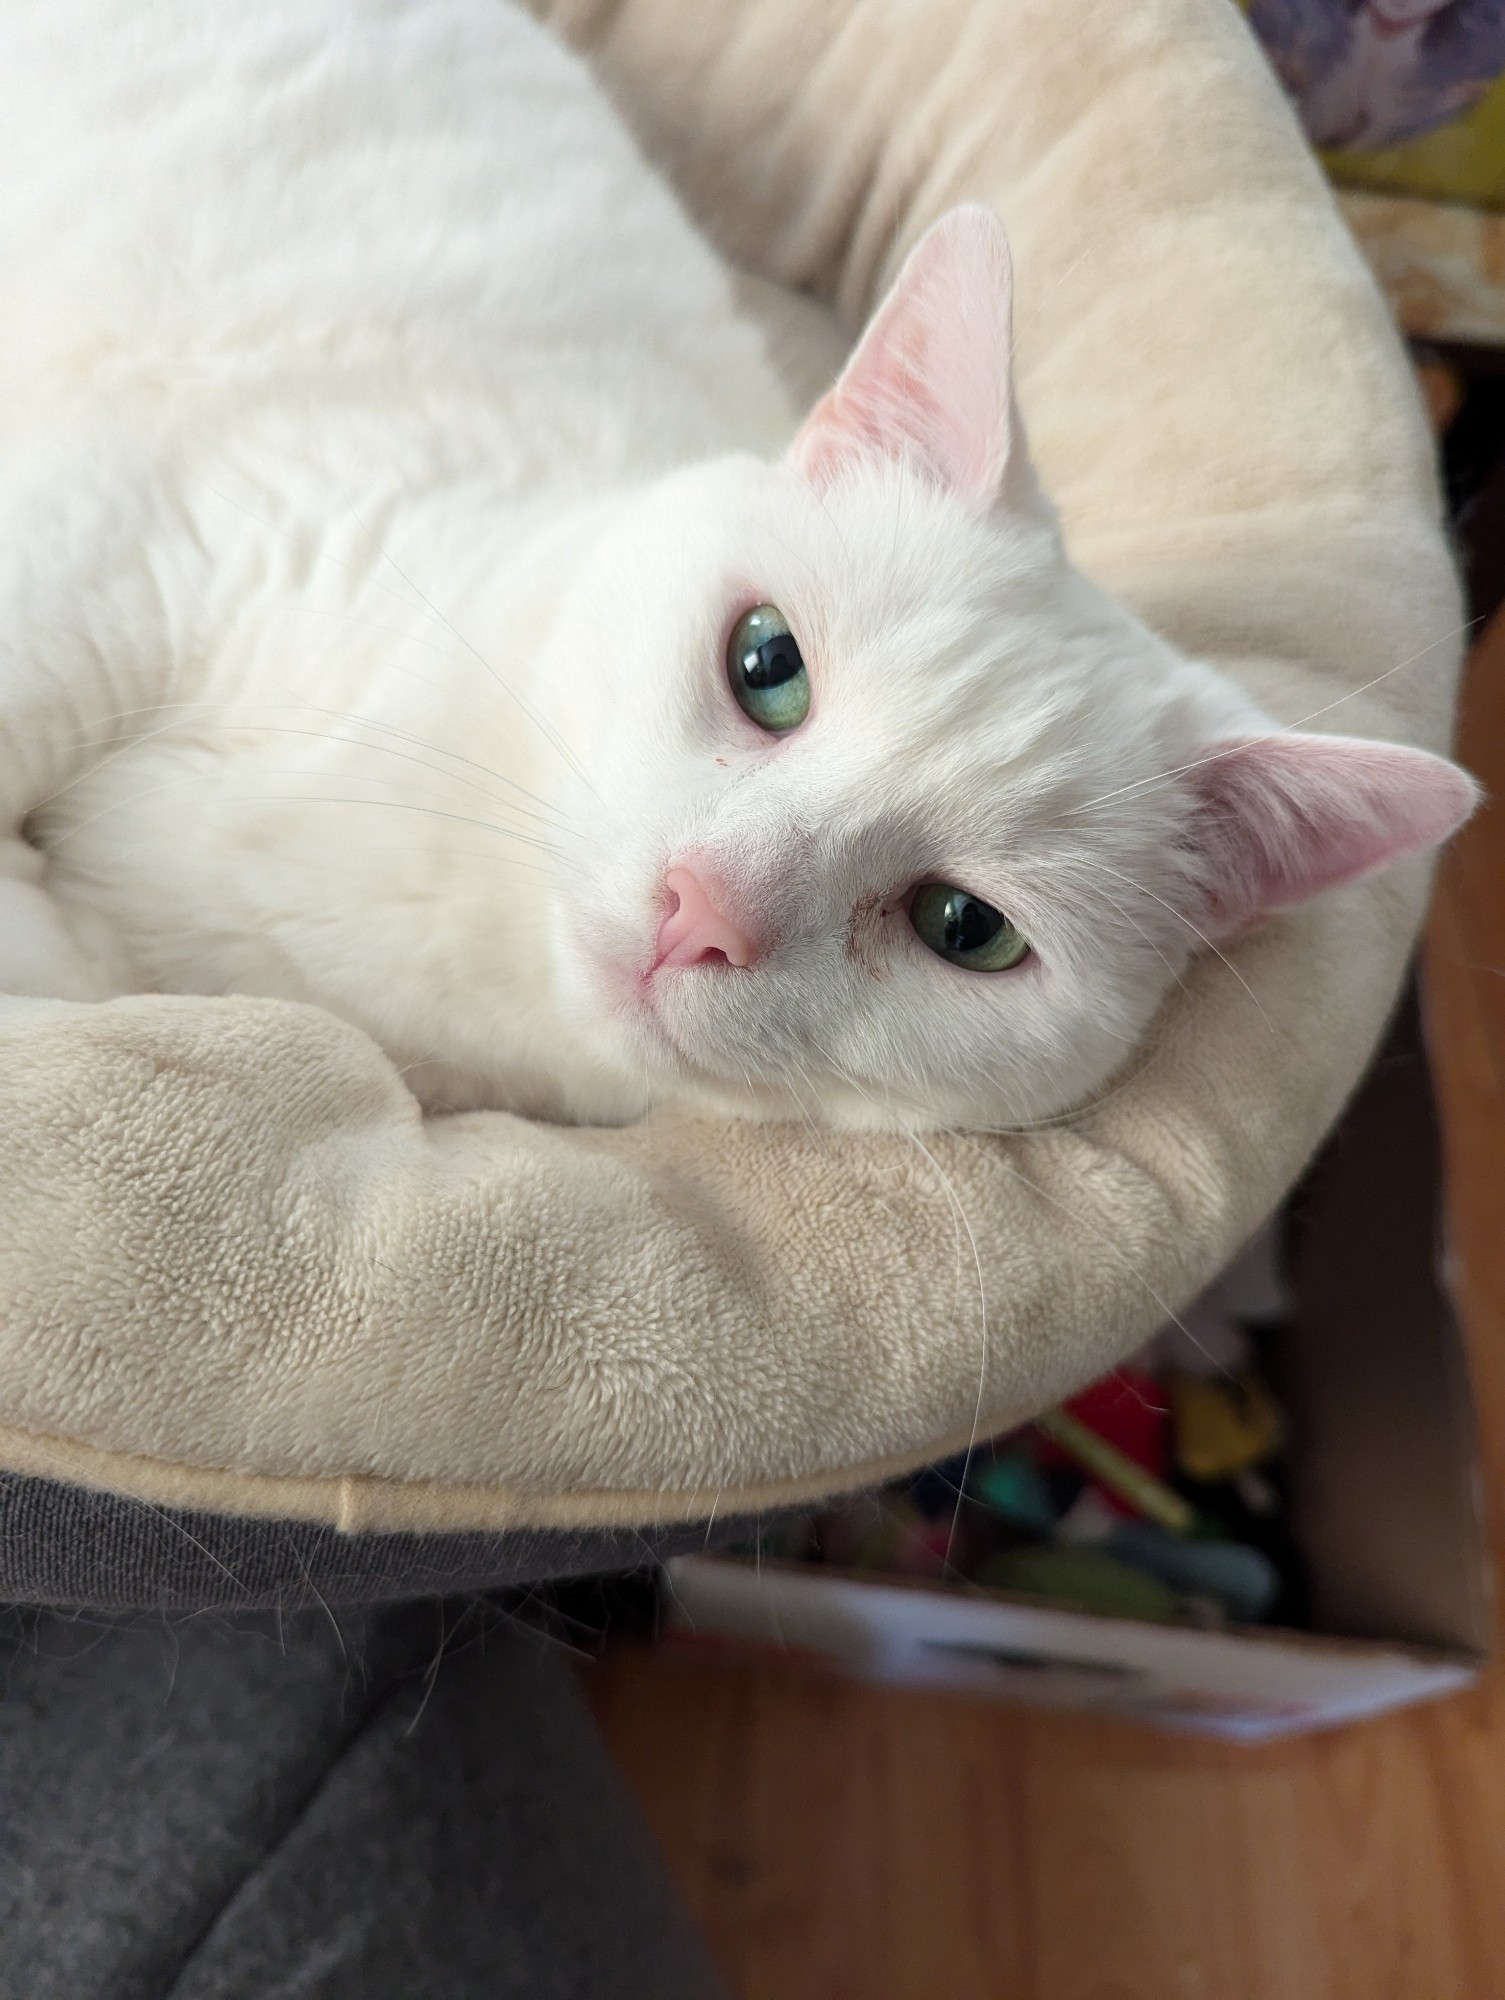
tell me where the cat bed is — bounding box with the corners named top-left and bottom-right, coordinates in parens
top-left (0, 0), bottom-right (1464, 1607)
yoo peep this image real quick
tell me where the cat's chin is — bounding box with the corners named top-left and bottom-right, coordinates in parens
top-left (644, 1069), bottom-right (945, 1133)
top-left (399, 1036), bottom-right (1087, 1135)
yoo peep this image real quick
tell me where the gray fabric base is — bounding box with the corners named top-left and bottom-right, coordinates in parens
top-left (0, 1599), bottom-right (725, 1999)
top-left (0, 1471), bottom-right (739, 1612)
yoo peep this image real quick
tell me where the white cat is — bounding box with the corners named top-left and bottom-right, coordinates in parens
top-left (0, 0), bottom-right (1477, 1131)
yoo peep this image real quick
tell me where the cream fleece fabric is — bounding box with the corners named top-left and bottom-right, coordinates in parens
top-left (0, 0), bottom-right (1462, 1532)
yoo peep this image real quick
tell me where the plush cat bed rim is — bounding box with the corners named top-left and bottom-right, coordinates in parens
top-left (0, 0), bottom-right (1463, 1557)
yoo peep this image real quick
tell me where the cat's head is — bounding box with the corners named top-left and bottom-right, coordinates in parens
top-left (544, 206), bottom-right (1476, 1130)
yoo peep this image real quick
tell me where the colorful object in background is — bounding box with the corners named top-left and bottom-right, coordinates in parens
top-left (1033, 1408), bottom-right (1195, 1534)
top-left (1042, 1370), bottom-right (1170, 1477)
top-left (970, 1453), bottom-right (1059, 1535)
top-left (1339, 189), bottom-right (1505, 339)
top-left (735, 1293), bottom-right (1305, 1632)
top-left (1113, 1521), bottom-right (1280, 1622)
top-left (1250, 0), bottom-right (1505, 156)
top-left (1057, 1489), bottom-right (1282, 1622)
top-left (1167, 1370), bottom-right (1285, 1483)
top-left (1241, 7), bottom-right (1505, 392)
top-left (973, 1544), bottom-right (1186, 1623)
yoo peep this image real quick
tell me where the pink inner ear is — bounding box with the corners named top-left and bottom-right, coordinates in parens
top-left (788, 205), bottom-right (1019, 506)
top-left (1186, 733), bottom-right (1480, 934)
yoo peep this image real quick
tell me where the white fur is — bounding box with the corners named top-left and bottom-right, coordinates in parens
top-left (0, 0), bottom-right (1475, 1132)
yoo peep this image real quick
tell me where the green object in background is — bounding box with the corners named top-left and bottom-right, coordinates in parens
top-left (975, 1544), bottom-right (1182, 1623)
top-left (971, 1453), bottom-right (1059, 1533)
top-left (1033, 1408), bottom-right (1195, 1534)
top-left (1103, 1518), bottom-right (1279, 1623)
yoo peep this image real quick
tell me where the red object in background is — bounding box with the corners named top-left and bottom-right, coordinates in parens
top-left (1036, 1370), bottom-right (1171, 1512)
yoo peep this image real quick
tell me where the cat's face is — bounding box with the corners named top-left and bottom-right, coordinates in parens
top-left (541, 207), bottom-right (1475, 1132)
top-left (547, 457), bottom-right (1232, 1129)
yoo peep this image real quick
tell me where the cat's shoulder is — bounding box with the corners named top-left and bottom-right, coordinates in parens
top-left (0, 0), bottom-right (772, 457)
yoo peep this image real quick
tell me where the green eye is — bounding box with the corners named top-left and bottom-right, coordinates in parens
top-left (727, 604), bottom-right (810, 733)
top-left (909, 882), bottom-right (1030, 972)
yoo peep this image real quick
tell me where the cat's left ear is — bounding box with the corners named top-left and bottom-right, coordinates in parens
top-left (1181, 731), bottom-right (1480, 937)
top-left (787, 205), bottom-right (1030, 509)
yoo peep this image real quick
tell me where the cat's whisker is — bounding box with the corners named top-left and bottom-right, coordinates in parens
top-left (988, 1144), bottom-right (1203, 1353)
top-left (38, 698), bottom-right (575, 835)
top-left (34, 704), bottom-right (237, 814)
top-left (219, 760), bottom-right (568, 841)
top-left (320, 841), bottom-right (557, 879)
top-left (1062, 617), bottom-right (1478, 821)
top-left (42, 772), bottom-right (221, 850)
top-left (963, 1044), bottom-right (1162, 1136)
top-left (802, 1034), bottom-right (993, 1513)
top-left (189, 722), bottom-right (569, 830)
top-left (45, 771), bottom-right (566, 858)
top-left (753, 522), bottom-right (823, 590)
top-left (92, 721), bottom-right (563, 831)
top-left (331, 476), bottom-right (601, 799)
top-left (808, 481), bottom-right (854, 568)
top-left (391, 1045), bottom-right (494, 1102)
top-left (1278, 617), bottom-right (1482, 734)
top-left (1073, 857), bottom-right (1274, 1031)
top-left (227, 578), bottom-right (502, 696)
top-left (290, 706), bottom-right (575, 827)
top-left (193, 469), bottom-right (597, 796)
top-left (896, 1123), bottom-right (990, 1578)
top-left (826, 1060), bottom-right (921, 1132)
top-left (194, 473), bottom-right (497, 656)
top-left (887, 468), bottom-right (918, 582)
top-left (1090, 885), bottom-right (1185, 988)
top-left (776, 1056), bottom-right (834, 1147)
top-left (194, 477), bottom-right (501, 655)
top-left (1005, 241), bottom-right (1095, 377)
top-left (238, 792), bottom-right (566, 853)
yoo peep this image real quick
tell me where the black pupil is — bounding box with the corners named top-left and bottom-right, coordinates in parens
top-left (741, 635), bottom-right (802, 690)
top-left (944, 893), bottom-right (1003, 955)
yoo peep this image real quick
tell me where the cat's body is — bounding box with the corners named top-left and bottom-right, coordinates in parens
top-left (0, 0), bottom-right (1476, 1130)
top-left (0, 0), bottom-right (796, 1121)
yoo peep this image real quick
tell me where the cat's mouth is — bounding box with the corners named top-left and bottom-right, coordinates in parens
top-left (625, 984), bottom-right (718, 1081)
top-left (623, 952), bottom-right (744, 1083)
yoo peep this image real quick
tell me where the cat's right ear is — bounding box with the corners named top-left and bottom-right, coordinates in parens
top-left (787, 205), bottom-right (1032, 510)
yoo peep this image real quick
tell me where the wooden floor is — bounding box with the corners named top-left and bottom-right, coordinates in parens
top-left (582, 615), bottom-right (1505, 2000)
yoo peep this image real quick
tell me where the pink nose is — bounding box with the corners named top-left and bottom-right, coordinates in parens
top-left (655, 866), bottom-right (759, 970)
